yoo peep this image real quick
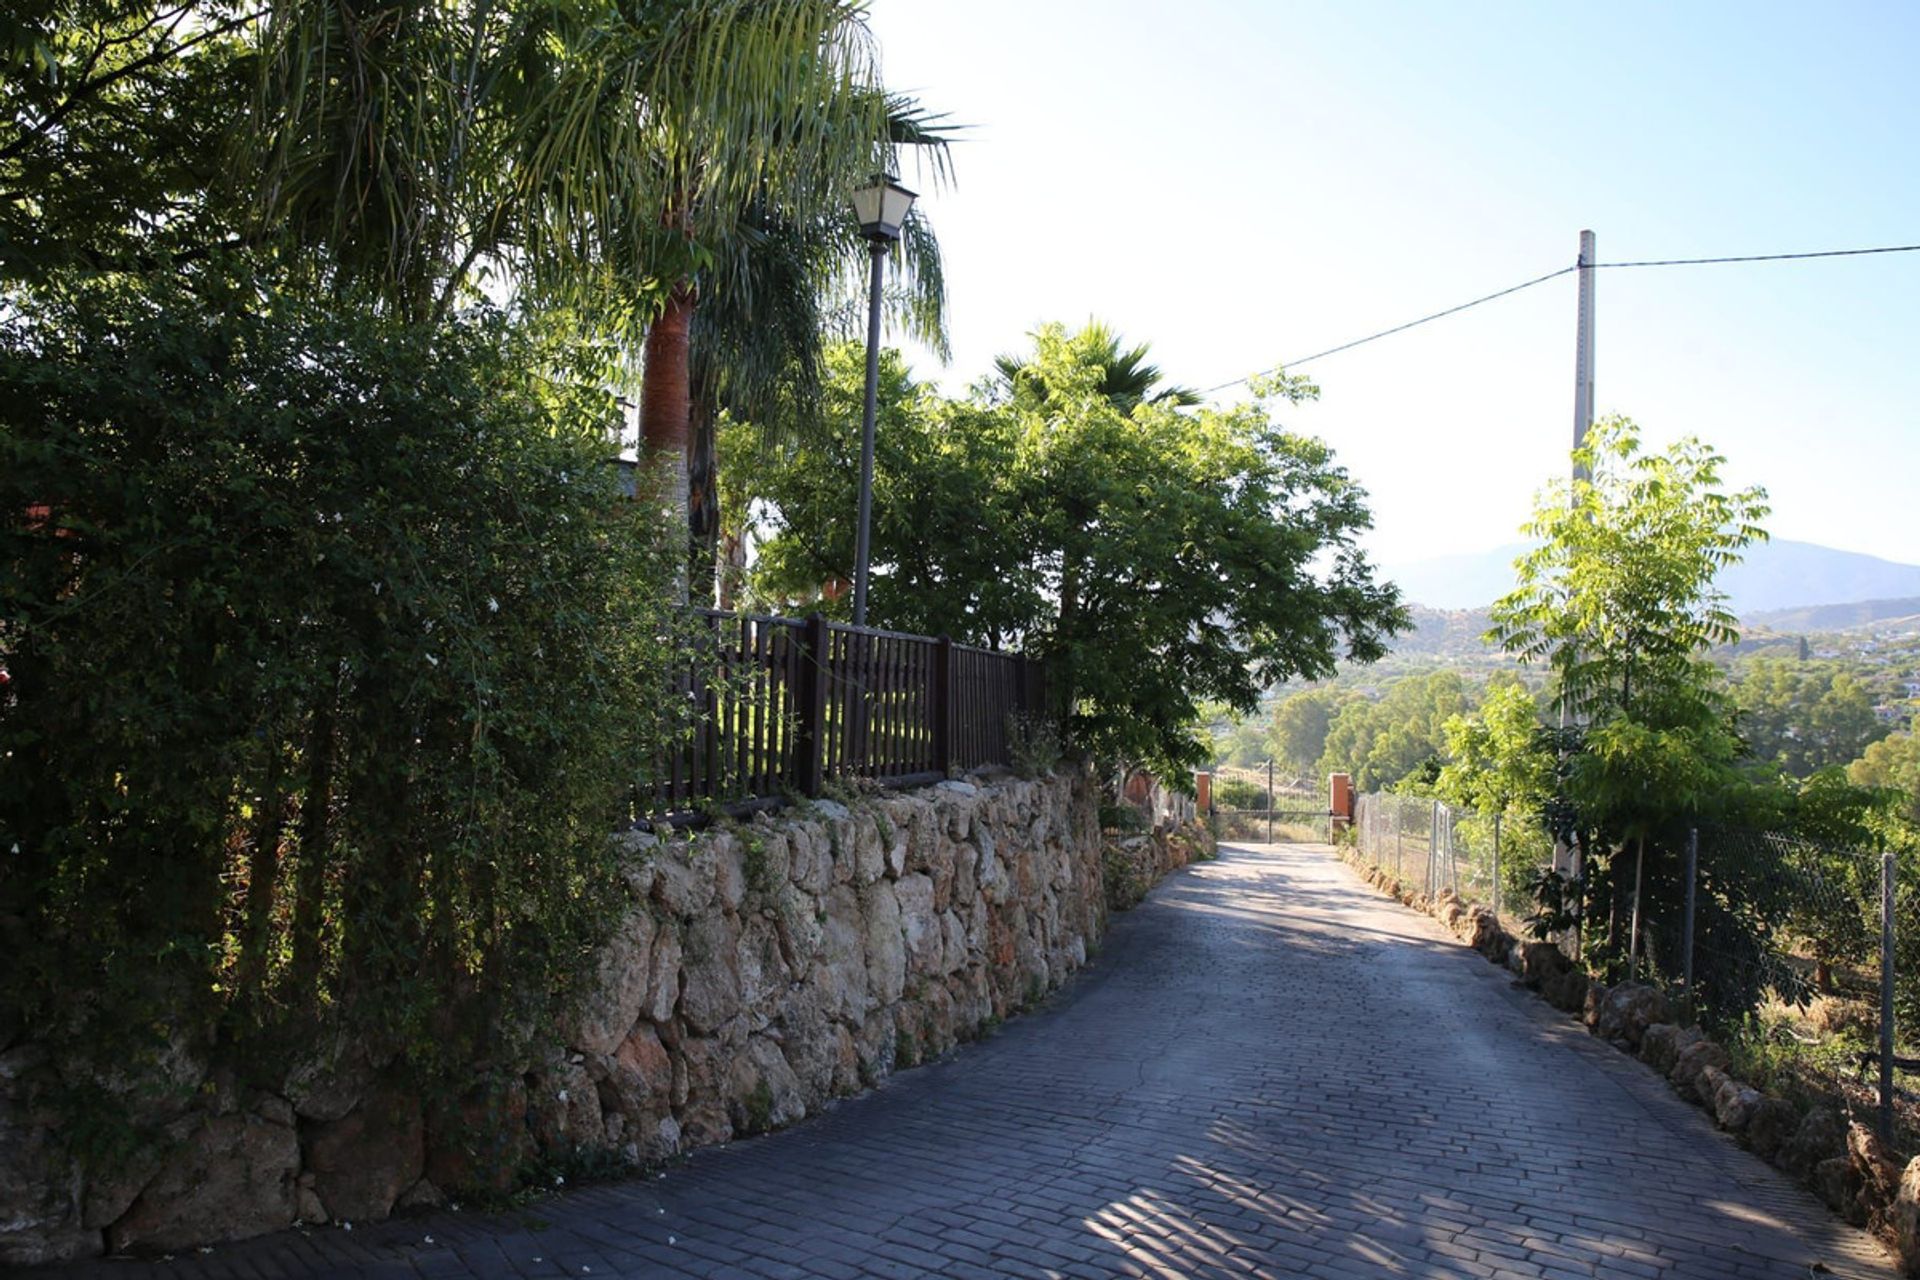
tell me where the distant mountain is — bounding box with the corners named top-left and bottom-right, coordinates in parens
top-left (1380, 539), bottom-right (1920, 617)
top-left (1744, 597), bottom-right (1920, 634)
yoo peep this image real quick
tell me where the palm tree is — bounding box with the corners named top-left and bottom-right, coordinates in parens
top-left (992, 321), bottom-right (1199, 413)
top-left (248, 1), bottom-right (953, 599)
top-left (687, 100), bottom-right (952, 603)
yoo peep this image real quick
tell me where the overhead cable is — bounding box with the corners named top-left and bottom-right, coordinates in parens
top-left (1206, 240), bottom-right (1920, 397)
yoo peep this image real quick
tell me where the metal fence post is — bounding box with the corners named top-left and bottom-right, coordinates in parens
top-left (1492, 811), bottom-right (1503, 919)
top-left (1682, 827), bottom-right (1699, 1020)
top-left (1880, 849), bottom-right (1896, 1144)
top-left (1429, 800), bottom-right (1439, 896)
top-left (1266, 758), bottom-right (1275, 845)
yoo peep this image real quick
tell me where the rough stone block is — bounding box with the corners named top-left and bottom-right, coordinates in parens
top-left (109, 1113), bottom-right (297, 1252)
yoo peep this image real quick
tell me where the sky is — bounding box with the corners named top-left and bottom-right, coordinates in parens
top-left (862, 0), bottom-right (1920, 571)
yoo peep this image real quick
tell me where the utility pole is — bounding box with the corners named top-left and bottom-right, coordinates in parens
top-left (1556, 230), bottom-right (1597, 910)
top-left (1573, 229), bottom-right (1596, 475)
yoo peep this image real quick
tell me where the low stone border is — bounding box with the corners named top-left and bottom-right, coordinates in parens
top-left (1102, 819), bottom-right (1215, 912)
top-left (1336, 843), bottom-right (1920, 1276)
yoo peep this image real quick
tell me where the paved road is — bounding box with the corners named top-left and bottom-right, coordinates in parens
top-left (43, 843), bottom-right (1896, 1280)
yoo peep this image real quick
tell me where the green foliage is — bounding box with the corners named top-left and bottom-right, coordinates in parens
top-left (1521, 868), bottom-right (1583, 941)
top-left (735, 324), bottom-right (1404, 781)
top-left (1491, 416), bottom-right (1769, 725)
top-left (1735, 659), bottom-right (1886, 778)
top-left (0, 0), bottom-right (254, 281)
top-left (1849, 732), bottom-right (1920, 825)
top-left (1317, 670), bottom-right (1473, 792)
top-left (1434, 680), bottom-right (1555, 817)
top-left (1268, 687), bottom-right (1351, 777)
top-left (1005, 710), bottom-right (1064, 780)
top-left (1103, 842), bottom-right (1151, 912)
top-left (741, 833), bottom-right (777, 898)
top-left (1214, 778), bottom-right (1270, 810)
top-left (740, 1078), bottom-right (776, 1134)
top-left (0, 274), bottom-right (679, 1108)
top-left (1483, 416), bottom-right (1771, 971)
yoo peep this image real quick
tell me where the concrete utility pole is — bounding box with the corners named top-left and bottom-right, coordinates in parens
top-left (1555, 230), bottom-right (1597, 944)
top-left (1572, 229), bottom-right (1597, 477)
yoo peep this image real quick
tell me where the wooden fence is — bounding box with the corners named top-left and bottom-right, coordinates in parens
top-left (644, 609), bottom-right (1048, 819)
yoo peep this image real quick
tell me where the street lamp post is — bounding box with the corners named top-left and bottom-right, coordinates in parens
top-left (848, 174), bottom-right (916, 628)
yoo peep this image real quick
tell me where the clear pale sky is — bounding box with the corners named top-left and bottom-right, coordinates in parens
top-left (864, 0), bottom-right (1920, 569)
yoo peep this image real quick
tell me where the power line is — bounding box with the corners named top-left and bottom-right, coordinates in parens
top-left (1206, 240), bottom-right (1920, 398)
top-left (1595, 243), bottom-right (1920, 269)
top-left (1201, 265), bottom-right (1575, 395)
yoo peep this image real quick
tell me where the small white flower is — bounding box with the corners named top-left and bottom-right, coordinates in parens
top-left (557, 1089), bottom-right (569, 1103)
top-left (423, 1236), bottom-right (435, 1245)
top-left (342, 1222), bottom-right (353, 1231)
top-left (488, 596), bottom-right (499, 613)
top-left (668, 1236), bottom-right (676, 1245)
top-left (426, 654), bottom-right (439, 667)
top-left (554, 1173), bottom-right (565, 1186)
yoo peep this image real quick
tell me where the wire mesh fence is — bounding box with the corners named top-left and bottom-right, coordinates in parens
top-left (1353, 793), bottom-right (1547, 922)
top-left (1355, 790), bottom-right (1916, 1150)
top-left (1683, 826), bottom-right (1916, 1151)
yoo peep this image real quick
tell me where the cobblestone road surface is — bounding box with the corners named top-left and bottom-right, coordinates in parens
top-left (39, 843), bottom-right (1896, 1280)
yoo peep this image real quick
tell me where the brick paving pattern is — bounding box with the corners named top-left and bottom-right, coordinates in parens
top-left (37, 843), bottom-right (1897, 1279)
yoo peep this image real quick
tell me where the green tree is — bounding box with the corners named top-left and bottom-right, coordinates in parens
top-left (688, 165), bottom-right (951, 601)
top-left (1316, 671), bottom-right (1473, 792)
top-left (739, 323), bottom-right (1406, 780)
top-left (1734, 658), bottom-right (1886, 777)
top-left (1267, 687), bottom-right (1351, 777)
top-left (1489, 415), bottom-right (1769, 976)
top-left (1491, 416), bottom-right (1769, 723)
top-left (1434, 679), bottom-right (1555, 817)
top-left (1849, 732), bottom-right (1920, 824)
top-left (4, 1), bottom-right (947, 560)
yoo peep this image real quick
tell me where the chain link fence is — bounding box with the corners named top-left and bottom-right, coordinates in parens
top-left (1354, 793), bottom-right (1549, 922)
top-left (1356, 791), bottom-right (1916, 1149)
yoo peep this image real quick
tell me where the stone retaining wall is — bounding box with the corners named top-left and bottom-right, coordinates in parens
top-left (1102, 820), bottom-right (1215, 911)
top-left (3, 769), bottom-right (1111, 1265)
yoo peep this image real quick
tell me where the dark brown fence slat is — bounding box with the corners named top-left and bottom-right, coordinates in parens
top-left (885, 635), bottom-right (902, 777)
top-left (643, 612), bottom-right (1040, 818)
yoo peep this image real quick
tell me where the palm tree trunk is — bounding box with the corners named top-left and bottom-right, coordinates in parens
top-left (642, 281), bottom-right (696, 600)
top-left (688, 368), bottom-right (721, 607)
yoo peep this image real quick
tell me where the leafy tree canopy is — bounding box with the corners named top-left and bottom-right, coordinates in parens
top-left (1491, 415), bottom-right (1769, 724)
top-left (1735, 658), bottom-right (1887, 779)
top-left (1316, 669), bottom-right (1473, 793)
top-left (735, 322), bottom-right (1406, 780)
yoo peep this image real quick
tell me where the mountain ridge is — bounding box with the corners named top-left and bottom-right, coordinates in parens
top-left (1380, 538), bottom-right (1920, 616)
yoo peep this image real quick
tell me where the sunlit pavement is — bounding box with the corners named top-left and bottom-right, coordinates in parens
top-left (43, 843), bottom-right (1897, 1279)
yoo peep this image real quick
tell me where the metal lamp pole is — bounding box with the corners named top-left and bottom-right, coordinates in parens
top-left (849, 174), bottom-right (917, 628)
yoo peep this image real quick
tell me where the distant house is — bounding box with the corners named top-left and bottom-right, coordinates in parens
top-left (1901, 679), bottom-right (1920, 698)
top-left (1874, 703), bottom-right (1909, 725)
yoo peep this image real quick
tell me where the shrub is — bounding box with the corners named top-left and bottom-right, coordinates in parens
top-left (0, 274), bottom-right (680, 1123)
top-left (1215, 778), bottom-right (1269, 810)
